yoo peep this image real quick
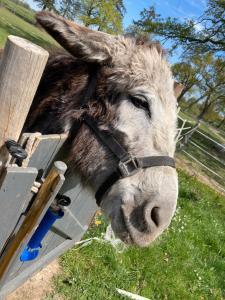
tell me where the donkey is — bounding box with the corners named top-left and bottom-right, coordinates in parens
top-left (25, 12), bottom-right (182, 247)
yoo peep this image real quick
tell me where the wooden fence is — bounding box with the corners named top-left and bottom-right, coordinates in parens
top-left (0, 36), bottom-right (97, 298)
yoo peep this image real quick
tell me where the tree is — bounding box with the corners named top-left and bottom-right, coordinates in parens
top-left (58, 0), bottom-right (126, 34)
top-left (58, 0), bottom-right (81, 19)
top-left (133, 0), bottom-right (225, 55)
top-left (195, 55), bottom-right (225, 121)
top-left (213, 100), bottom-right (225, 128)
top-left (171, 51), bottom-right (225, 125)
top-left (34, 0), bottom-right (56, 10)
top-left (172, 63), bottom-right (199, 103)
top-left (131, 0), bottom-right (225, 130)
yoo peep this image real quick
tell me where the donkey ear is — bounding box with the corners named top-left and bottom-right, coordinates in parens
top-left (36, 12), bottom-right (114, 64)
top-left (173, 82), bottom-right (184, 98)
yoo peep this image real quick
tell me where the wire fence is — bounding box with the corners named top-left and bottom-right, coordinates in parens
top-left (176, 114), bottom-right (225, 192)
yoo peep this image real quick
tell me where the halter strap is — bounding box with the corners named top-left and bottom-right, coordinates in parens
top-left (95, 157), bottom-right (175, 206)
top-left (82, 114), bottom-right (175, 206)
top-left (83, 114), bottom-right (130, 162)
top-left (70, 67), bottom-right (176, 207)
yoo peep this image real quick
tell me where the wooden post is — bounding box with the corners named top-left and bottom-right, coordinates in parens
top-left (0, 35), bottom-right (49, 164)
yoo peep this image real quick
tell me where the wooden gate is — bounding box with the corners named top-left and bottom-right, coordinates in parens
top-left (0, 36), bottom-right (97, 298)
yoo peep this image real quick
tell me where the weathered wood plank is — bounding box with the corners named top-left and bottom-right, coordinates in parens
top-left (0, 161), bottom-right (67, 285)
top-left (0, 167), bottom-right (38, 252)
top-left (0, 36), bottom-right (49, 165)
top-left (23, 133), bottom-right (68, 175)
top-left (59, 171), bottom-right (97, 229)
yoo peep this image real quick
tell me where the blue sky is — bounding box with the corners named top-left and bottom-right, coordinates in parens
top-left (123, 0), bottom-right (206, 27)
top-left (27, 0), bottom-right (206, 27)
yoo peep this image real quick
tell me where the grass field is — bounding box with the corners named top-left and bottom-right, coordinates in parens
top-left (0, 0), bottom-right (35, 24)
top-left (46, 170), bottom-right (225, 300)
top-left (0, 5), bottom-right (57, 49)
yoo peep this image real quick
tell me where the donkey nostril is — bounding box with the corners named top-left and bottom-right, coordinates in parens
top-left (151, 207), bottom-right (160, 227)
top-left (128, 204), bottom-right (161, 233)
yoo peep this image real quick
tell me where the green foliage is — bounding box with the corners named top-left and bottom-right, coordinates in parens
top-left (58, 0), bottom-right (125, 34)
top-left (33, 0), bottom-right (56, 11)
top-left (172, 52), bottom-right (225, 123)
top-left (58, 0), bottom-right (81, 19)
top-left (47, 171), bottom-right (225, 300)
top-left (172, 62), bottom-right (199, 103)
top-left (130, 1), bottom-right (225, 127)
top-left (92, 0), bottom-right (124, 33)
top-left (190, 54), bottom-right (224, 121)
top-left (133, 0), bottom-right (225, 55)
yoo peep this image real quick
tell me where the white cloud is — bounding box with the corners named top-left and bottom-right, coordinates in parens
top-left (199, 0), bottom-right (207, 7)
top-left (194, 22), bottom-right (204, 31)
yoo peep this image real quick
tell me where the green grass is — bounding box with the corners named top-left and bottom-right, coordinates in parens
top-left (0, 6), bottom-right (57, 49)
top-left (47, 170), bottom-right (225, 300)
top-left (0, 0), bottom-right (35, 24)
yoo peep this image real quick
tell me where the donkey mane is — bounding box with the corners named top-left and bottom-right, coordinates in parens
top-left (26, 37), bottom-right (164, 130)
top-left (24, 51), bottom-right (117, 178)
top-left (134, 37), bottom-right (165, 55)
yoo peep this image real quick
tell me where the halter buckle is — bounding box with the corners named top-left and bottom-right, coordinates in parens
top-left (118, 157), bottom-right (139, 177)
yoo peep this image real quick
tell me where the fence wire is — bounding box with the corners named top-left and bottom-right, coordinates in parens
top-left (177, 115), bottom-right (225, 191)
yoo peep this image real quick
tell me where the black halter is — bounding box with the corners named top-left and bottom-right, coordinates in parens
top-left (82, 114), bottom-right (175, 206)
top-left (71, 65), bottom-right (176, 206)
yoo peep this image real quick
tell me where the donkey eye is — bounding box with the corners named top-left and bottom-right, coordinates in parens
top-left (129, 95), bottom-right (151, 117)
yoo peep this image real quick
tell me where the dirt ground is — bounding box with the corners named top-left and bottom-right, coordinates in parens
top-left (176, 156), bottom-right (225, 196)
top-left (5, 260), bottom-right (62, 300)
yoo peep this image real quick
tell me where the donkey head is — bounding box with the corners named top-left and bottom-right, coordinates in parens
top-left (36, 12), bottom-right (181, 247)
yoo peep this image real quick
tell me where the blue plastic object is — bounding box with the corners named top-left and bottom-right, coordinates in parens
top-left (20, 208), bottom-right (64, 262)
